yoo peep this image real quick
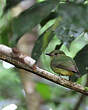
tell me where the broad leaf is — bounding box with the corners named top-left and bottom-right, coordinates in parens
top-left (40, 11), bottom-right (58, 27)
top-left (11, 0), bottom-right (58, 46)
top-left (32, 27), bottom-right (54, 61)
top-left (32, 17), bottom-right (62, 61)
top-left (55, 3), bottom-right (88, 48)
top-left (74, 44), bottom-right (88, 75)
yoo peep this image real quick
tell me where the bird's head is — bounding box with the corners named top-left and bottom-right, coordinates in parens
top-left (46, 50), bottom-right (65, 58)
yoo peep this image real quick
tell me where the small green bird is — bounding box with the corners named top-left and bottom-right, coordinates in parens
top-left (46, 46), bottom-right (79, 76)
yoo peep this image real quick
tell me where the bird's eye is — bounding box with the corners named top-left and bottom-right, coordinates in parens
top-left (55, 53), bottom-right (58, 55)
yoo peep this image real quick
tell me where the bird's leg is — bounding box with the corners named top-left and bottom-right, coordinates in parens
top-left (69, 76), bottom-right (71, 81)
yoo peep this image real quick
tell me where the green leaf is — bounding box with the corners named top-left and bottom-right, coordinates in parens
top-left (32, 33), bottom-right (43, 61)
top-left (85, 87), bottom-right (88, 91)
top-left (32, 17), bottom-right (62, 61)
top-left (0, 25), bottom-right (12, 46)
top-left (36, 83), bottom-right (51, 100)
top-left (0, 30), bottom-right (9, 45)
top-left (32, 27), bottom-right (54, 61)
top-left (11, 0), bottom-right (58, 46)
top-left (40, 11), bottom-right (58, 27)
top-left (74, 44), bottom-right (88, 75)
top-left (55, 3), bottom-right (88, 47)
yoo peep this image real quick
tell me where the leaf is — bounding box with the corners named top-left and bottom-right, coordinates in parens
top-left (74, 44), bottom-right (88, 75)
top-left (32, 17), bottom-right (62, 61)
top-left (32, 27), bottom-right (54, 61)
top-left (55, 3), bottom-right (88, 48)
top-left (0, 30), bottom-right (9, 45)
top-left (11, 0), bottom-right (58, 46)
top-left (36, 83), bottom-right (51, 100)
top-left (0, 25), bottom-right (12, 46)
top-left (32, 33), bottom-right (43, 61)
top-left (42, 28), bottom-right (54, 51)
top-left (40, 11), bottom-right (58, 27)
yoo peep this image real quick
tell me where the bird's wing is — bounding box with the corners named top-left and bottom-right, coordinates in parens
top-left (52, 55), bottom-right (79, 73)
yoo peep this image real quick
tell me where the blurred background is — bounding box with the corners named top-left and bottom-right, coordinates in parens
top-left (0, 0), bottom-right (88, 110)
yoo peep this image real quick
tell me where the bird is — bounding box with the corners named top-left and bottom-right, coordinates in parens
top-left (46, 45), bottom-right (80, 77)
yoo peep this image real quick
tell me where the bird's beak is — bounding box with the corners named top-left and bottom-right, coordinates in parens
top-left (46, 53), bottom-right (51, 56)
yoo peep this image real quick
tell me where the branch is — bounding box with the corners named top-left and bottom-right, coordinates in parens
top-left (73, 74), bottom-right (88, 110)
top-left (0, 44), bottom-right (88, 95)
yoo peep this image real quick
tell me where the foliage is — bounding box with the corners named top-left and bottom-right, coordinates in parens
top-left (0, 63), bottom-right (26, 109)
top-left (0, 0), bottom-right (88, 109)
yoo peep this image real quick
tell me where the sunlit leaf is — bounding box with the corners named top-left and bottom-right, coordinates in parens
top-left (32, 27), bottom-right (54, 61)
top-left (36, 83), bottom-right (51, 100)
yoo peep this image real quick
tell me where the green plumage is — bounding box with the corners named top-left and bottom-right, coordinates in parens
top-left (46, 50), bottom-right (79, 76)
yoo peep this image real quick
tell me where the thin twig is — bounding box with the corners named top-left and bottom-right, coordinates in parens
top-left (0, 44), bottom-right (88, 95)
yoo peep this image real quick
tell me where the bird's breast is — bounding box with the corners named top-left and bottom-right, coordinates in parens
top-left (50, 60), bottom-right (74, 76)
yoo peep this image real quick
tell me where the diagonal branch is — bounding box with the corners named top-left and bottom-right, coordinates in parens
top-left (0, 44), bottom-right (88, 95)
